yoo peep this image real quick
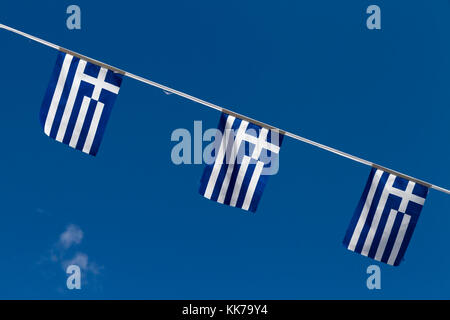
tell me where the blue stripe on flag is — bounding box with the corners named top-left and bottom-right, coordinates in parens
top-left (236, 163), bottom-right (256, 209)
top-left (248, 170), bottom-right (270, 212)
top-left (48, 56), bottom-right (80, 140)
top-left (381, 210), bottom-right (404, 264)
top-left (40, 52), bottom-right (65, 129)
top-left (342, 168), bottom-right (377, 248)
top-left (353, 171), bottom-right (387, 254)
top-left (392, 210), bottom-right (419, 266)
top-left (75, 97), bottom-right (97, 151)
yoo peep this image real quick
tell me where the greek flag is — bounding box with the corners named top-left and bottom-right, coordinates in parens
top-left (199, 113), bottom-right (283, 212)
top-left (40, 51), bottom-right (123, 156)
top-left (343, 168), bottom-right (429, 266)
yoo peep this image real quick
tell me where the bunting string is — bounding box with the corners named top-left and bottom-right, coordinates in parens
top-left (1, 23), bottom-right (449, 195)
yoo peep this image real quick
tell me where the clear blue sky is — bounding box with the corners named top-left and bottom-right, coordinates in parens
top-left (0, 1), bottom-right (449, 299)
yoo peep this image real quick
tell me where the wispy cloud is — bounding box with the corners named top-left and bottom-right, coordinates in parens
top-left (59, 224), bottom-right (84, 249)
top-left (62, 252), bottom-right (101, 275)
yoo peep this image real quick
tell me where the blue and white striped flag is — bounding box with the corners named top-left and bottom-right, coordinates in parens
top-left (199, 113), bottom-right (283, 212)
top-left (343, 168), bottom-right (429, 266)
top-left (40, 52), bottom-right (123, 156)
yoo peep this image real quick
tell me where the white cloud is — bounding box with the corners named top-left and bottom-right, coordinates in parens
top-left (41, 224), bottom-right (102, 277)
top-left (59, 224), bottom-right (84, 249)
top-left (62, 252), bottom-right (101, 275)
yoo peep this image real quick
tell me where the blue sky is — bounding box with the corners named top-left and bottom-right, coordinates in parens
top-left (0, 0), bottom-right (450, 299)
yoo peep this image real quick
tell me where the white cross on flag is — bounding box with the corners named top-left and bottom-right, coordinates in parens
top-left (343, 168), bottom-right (429, 266)
top-left (199, 113), bottom-right (284, 212)
top-left (40, 51), bottom-right (123, 156)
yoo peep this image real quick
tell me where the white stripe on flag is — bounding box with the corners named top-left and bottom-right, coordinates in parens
top-left (244, 132), bottom-right (280, 155)
top-left (203, 116), bottom-right (235, 199)
top-left (387, 214), bottom-right (411, 266)
top-left (242, 160), bottom-right (264, 211)
top-left (361, 174), bottom-right (396, 256)
top-left (348, 169), bottom-right (383, 251)
top-left (82, 101), bottom-right (104, 154)
top-left (44, 54), bottom-right (73, 136)
top-left (374, 209), bottom-right (398, 261)
top-left (69, 96), bottom-right (91, 148)
top-left (229, 155), bottom-right (251, 207)
top-left (56, 60), bottom-right (87, 142)
top-left (217, 121), bottom-right (249, 204)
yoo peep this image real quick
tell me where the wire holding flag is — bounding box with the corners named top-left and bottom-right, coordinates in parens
top-left (343, 168), bottom-right (428, 266)
top-left (40, 51), bottom-right (123, 156)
